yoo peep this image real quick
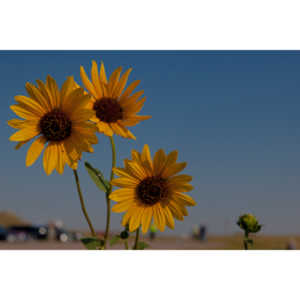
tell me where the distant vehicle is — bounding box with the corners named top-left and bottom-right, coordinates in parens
top-left (5, 225), bottom-right (80, 243)
top-left (0, 226), bottom-right (8, 241)
top-left (7, 225), bottom-right (48, 241)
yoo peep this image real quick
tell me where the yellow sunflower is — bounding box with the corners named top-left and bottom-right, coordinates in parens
top-left (110, 145), bottom-right (196, 233)
top-left (80, 60), bottom-right (151, 140)
top-left (8, 76), bottom-right (98, 175)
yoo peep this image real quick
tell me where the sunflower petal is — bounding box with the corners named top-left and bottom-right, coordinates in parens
top-left (26, 136), bottom-right (47, 167)
top-left (9, 126), bottom-right (39, 142)
top-left (119, 80), bottom-right (140, 102)
top-left (164, 206), bottom-right (175, 229)
top-left (111, 177), bottom-right (139, 188)
top-left (27, 82), bottom-right (52, 111)
top-left (129, 207), bottom-right (144, 232)
top-left (153, 149), bottom-right (167, 176)
top-left (141, 207), bottom-right (153, 234)
top-left (109, 188), bottom-right (135, 202)
top-left (173, 192), bottom-right (196, 206)
top-left (91, 60), bottom-right (103, 98)
top-left (43, 142), bottom-right (58, 175)
top-left (80, 65), bottom-right (97, 98)
top-left (108, 66), bottom-right (122, 95)
top-left (113, 68), bottom-right (132, 98)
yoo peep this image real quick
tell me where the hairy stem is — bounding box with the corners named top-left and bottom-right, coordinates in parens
top-left (103, 135), bottom-right (117, 249)
top-left (73, 170), bottom-right (96, 237)
top-left (133, 227), bottom-right (140, 250)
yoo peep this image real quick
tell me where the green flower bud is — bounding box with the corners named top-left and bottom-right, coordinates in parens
top-left (237, 213), bottom-right (262, 234)
top-left (120, 230), bottom-right (129, 240)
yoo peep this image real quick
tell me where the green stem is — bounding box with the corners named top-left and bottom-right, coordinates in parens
top-left (243, 231), bottom-right (249, 250)
top-left (124, 240), bottom-right (129, 250)
top-left (73, 170), bottom-right (96, 237)
top-left (133, 227), bottom-right (140, 250)
top-left (103, 135), bottom-right (117, 249)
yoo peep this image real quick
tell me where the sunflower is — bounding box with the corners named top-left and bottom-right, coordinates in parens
top-left (80, 60), bottom-right (151, 140)
top-left (110, 145), bottom-right (196, 233)
top-left (8, 76), bottom-right (98, 175)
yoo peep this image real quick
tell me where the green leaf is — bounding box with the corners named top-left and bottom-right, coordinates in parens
top-left (110, 235), bottom-right (121, 246)
top-left (137, 241), bottom-right (150, 250)
top-left (81, 237), bottom-right (104, 250)
top-left (85, 162), bottom-right (110, 192)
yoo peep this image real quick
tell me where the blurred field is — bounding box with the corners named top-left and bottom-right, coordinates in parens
top-left (0, 234), bottom-right (299, 250)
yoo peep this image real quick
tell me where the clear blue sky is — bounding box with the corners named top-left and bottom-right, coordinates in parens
top-left (1, 51), bottom-right (300, 235)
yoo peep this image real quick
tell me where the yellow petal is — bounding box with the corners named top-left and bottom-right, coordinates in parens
top-left (121, 115), bottom-right (152, 127)
top-left (112, 167), bottom-right (138, 181)
top-left (125, 161), bottom-right (147, 180)
top-left (173, 192), bottom-right (196, 206)
top-left (97, 121), bottom-right (114, 136)
top-left (111, 177), bottom-right (139, 188)
top-left (153, 205), bottom-right (166, 231)
top-left (56, 143), bottom-right (65, 174)
top-left (153, 149), bottom-right (167, 176)
top-left (170, 182), bottom-right (193, 192)
top-left (112, 200), bottom-right (133, 213)
top-left (129, 207), bottom-right (144, 232)
top-left (60, 77), bottom-right (78, 109)
top-left (9, 126), bottom-right (39, 142)
top-left (141, 207), bottom-right (153, 234)
top-left (27, 82), bottom-right (52, 111)
top-left (91, 60), bottom-right (103, 98)
top-left (162, 162), bottom-right (187, 178)
top-left (99, 61), bottom-right (108, 84)
top-left (15, 95), bottom-right (47, 115)
top-left (119, 80), bottom-right (140, 102)
top-left (113, 68), bottom-right (132, 98)
top-left (123, 97), bottom-right (147, 115)
top-left (169, 174), bottom-right (193, 184)
top-left (168, 201), bottom-right (184, 221)
top-left (108, 66), bottom-right (122, 95)
top-left (164, 206), bottom-right (175, 229)
top-left (26, 136), bottom-right (47, 166)
top-left (80, 65), bottom-right (98, 98)
top-left (43, 142), bottom-right (58, 175)
top-left (141, 144), bottom-right (153, 171)
top-left (121, 90), bottom-right (144, 108)
top-left (46, 76), bottom-right (60, 108)
top-left (15, 140), bottom-right (30, 150)
top-left (8, 119), bottom-right (27, 129)
top-left (109, 188), bottom-right (135, 202)
top-left (121, 206), bottom-right (137, 227)
top-left (10, 104), bottom-right (40, 120)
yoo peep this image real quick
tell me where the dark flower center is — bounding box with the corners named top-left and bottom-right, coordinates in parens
top-left (136, 177), bottom-right (169, 206)
top-left (93, 97), bottom-right (123, 123)
top-left (39, 109), bottom-right (72, 142)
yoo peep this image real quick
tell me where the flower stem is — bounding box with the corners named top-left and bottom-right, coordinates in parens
top-left (133, 227), bottom-right (140, 250)
top-left (73, 169), bottom-right (96, 237)
top-left (243, 231), bottom-right (249, 250)
top-left (103, 135), bottom-right (117, 249)
top-left (124, 240), bottom-right (129, 250)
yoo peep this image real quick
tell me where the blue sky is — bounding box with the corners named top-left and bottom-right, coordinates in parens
top-left (1, 51), bottom-right (300, 235)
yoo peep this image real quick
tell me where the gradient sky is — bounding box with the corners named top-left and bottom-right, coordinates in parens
top-left (1, 51), bottom-right (300, 235)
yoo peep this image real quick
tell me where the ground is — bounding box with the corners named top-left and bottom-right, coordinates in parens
top-left (0, 234), bottom-right (299, 250)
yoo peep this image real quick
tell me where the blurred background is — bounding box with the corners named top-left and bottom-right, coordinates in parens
top-left (1, 50), bottom-right (300, 249)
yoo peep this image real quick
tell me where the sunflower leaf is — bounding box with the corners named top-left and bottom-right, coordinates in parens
top-left (81, 237), bottom-right (104, 250)
top-left (137, 241), bottom-right (150, 250)
top-left (85, 161), bottom-right (110, 192)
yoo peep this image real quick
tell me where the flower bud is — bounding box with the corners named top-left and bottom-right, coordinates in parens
top-left (237, 213), bottom-right (262, 233)
top-left (120, 230), bottom-right (129, 240)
